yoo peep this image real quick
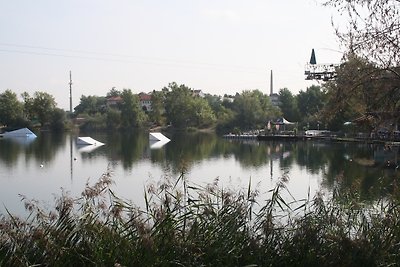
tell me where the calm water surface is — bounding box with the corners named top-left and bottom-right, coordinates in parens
top-left (0, 131), bottom-right (399, 215)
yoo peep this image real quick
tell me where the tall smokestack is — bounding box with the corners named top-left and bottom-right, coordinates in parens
top-left (270, 70), bottom-right (273, 95)
top-left (69, 71), bottom-right (72, 113)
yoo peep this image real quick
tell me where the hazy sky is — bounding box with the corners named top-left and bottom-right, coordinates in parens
top-left (0, 0), bottom-right (344, 110)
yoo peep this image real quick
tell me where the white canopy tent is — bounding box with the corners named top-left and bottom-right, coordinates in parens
top-left (275, 118), bottom-right (295, 125)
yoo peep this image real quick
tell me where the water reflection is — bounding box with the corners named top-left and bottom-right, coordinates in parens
top-left (1, 131), bottom-right (400, 211)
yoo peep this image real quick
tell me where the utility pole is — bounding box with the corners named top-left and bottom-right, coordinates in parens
top-left (69, 71), bottom-right (73, 113)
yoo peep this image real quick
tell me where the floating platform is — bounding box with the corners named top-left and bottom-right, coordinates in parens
top-left (257, 135), bottom-right (306, 141)
top-left (149, 132), bottom-right (170, 142)
top-left (78, 144), bottom-right (104, 153)
top-left (149, 132), bottom-right (170, 149)
top-left (76, 137), bottom-right (104, 146)
top-left (223, 134), bottom-right (257, 140)
top-left (0, 128), bottom-right (37, 138)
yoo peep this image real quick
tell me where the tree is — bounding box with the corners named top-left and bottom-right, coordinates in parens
top-left (191, 97), bottom-right (216, 128)
top-left (297, 85), bottom-right (326, 119)
top-left (106, 108), bottom-right (121, 129)
top-left (149, 90), bottom-right (166, 126)
top-left (31, 92), bottom-right (57, 126)
top-left (323, 0), bottom-right (400, 130)
top-left (164, 82), bottom-right (195, 128)
top-left (50, 108), bottom-right (67, 131)
top-left (322, 54), bottom-right (400, 130)
top-left (279, 88), bottom-right (299, 122)
top-left (21, 92), bottom-right (35, 121)
top-left (163, 82), bottom-right (216, 129)
top-left (0, 90), bottom-right (24, 127)
top-left (106, 87), bottom-right (121, 98)
top-left (232, 90), bottom-right (280, 131)
top-left (120, 89), bottom-right (147, 128)
top-left (74, 95), bottom-right (106, 116)
top-left (324, 0), bottom-right (400, 68)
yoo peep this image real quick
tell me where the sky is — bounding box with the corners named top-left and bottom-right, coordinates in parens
top-left (0, 0), bottom-right (345, 110)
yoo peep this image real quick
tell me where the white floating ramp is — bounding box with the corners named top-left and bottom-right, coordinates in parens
top-left (78, 144), bottom-right (103, 153)
top-left (76, 137), bottom-right (104, 146)
top-left (149, 132), bottom-right (170, 142)
top-left (150, 139), bottom-right (170, 149)
top-left (149, 132), bottom-right (170, 149)
top-left (1, 128), bottom-right (37, 138)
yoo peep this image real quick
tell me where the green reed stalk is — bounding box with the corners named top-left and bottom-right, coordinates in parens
top-left (2, 169), bottom-right (400, 266)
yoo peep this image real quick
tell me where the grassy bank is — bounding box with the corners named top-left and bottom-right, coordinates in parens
top-left (1, 170), bottom-right (400, 266)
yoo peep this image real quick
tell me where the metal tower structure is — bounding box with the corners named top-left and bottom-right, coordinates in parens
top-left (304, 49), bottom-right (338, 81)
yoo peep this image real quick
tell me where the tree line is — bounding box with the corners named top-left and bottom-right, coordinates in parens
top-left (1, 58), bottom-right (398, 134)
top-left (70, 82), bottom-right (282, 133)
top-left (0, 72), bottom-right (389, 134)
top-left (0, 90), bottom-right (66, 131)
top-left (0, 80), bottom-right (334, 134)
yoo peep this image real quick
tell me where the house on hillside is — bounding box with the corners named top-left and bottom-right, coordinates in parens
top-left (106, 96), bottom-right (123, 108)
top-left (139, 92), bottom-right (152, 112)
top-left (192, 89), bottom-right (205, 98)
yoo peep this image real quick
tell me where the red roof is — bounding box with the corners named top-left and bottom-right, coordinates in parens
top-left (139, 93), bottom-right (152, 101)
top-left (107, 96), bottom-right (122, 102)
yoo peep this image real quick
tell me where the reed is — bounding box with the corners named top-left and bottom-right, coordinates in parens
top-left (1, 169), bottom-right (400, 266)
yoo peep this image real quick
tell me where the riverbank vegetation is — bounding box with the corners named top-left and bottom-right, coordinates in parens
top-left (1, 170), bottom-right (400, 266)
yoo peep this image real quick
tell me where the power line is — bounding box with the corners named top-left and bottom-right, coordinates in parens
top-left (0, 43), bottom-right (266, 74)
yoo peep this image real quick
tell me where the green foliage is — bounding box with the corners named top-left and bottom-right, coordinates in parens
top-left (164, 82), bottom-right (195, 128)
top-left (232, 90), bottom-right (280, 131)
top-left (148, 90), bottom-right (165, 126)
top-left (164, 82), bottom-right (216, 129)
top-left (106, 87), bottom-right (121, 98)
top-left (215, 106), bottom-right (236, 134)
top-left (120, 89), bottom-right (147, 128)
top-left (21, 92), bottom-right (33, 119)
top-left (297, 85), bottom-right (326, 119)
top-left (279, 88), bottom-right (299, 122)
top-left (35, 92), bottom-right (56, 124)
top-left (0, 90), bottom-right (24, 127)
top-left (322, 54), bottom-right (400, 131)
top-left (321, 1), bottom-right (400, 131)
top-left (79, 113), bottom-right (108, 131)
top-left (106, 108), bottom-right (121, 129)
top-left (49, 108), bottom-right (67, 132)
top-left (74, 95), bottom-right (106, 116)
top-left (191, 96), bottom-right (216, 128)
top-left (29, 92), bottom-right (57, 126)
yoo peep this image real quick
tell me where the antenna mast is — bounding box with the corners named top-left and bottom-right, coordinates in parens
top-left (69, 71), bottom-right (73, 113)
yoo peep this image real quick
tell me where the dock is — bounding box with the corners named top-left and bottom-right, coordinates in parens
top-left (257, 135), bottom-right (306, 141)
top-left (223, 134), bottom-right (257, 140)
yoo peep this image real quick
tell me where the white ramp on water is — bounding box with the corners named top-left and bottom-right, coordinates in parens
top-left (76, 137), bottom-right (104, 146)
top-left (149, 132), bottom-right (170, 149)
top-left (1, 128), bottom-right (37, 138)
top-left (150, 139), bottom-right (170, 149)
top-left (78, 144), bottom-right (104, 153)
top-left (149, 132), bottom-right (170, 142)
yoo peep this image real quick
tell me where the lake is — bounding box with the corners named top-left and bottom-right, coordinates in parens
top-left (0, 130), bottom-right (399, 216)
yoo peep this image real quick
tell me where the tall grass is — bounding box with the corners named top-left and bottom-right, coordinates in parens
top-left (1, 169), bottom-right (400, 266)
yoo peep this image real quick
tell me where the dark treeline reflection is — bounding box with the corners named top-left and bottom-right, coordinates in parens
top-left (0, 132), bottom-right (66, 167)
top-left (1, 131), bottom-right (399, 200)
